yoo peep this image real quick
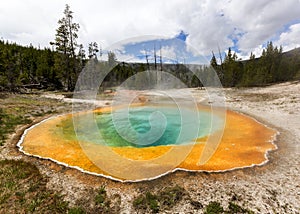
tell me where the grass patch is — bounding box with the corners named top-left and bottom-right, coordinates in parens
top-left (0, 159), bottom-right (90, 213)
top-left (95, 186), bottom-right (109, 207)
top-left (0, 159), bottom-right (72, 212)
top-left (0, 108), bottom-right (32, 146)
top-left (203, 200), bottom-right (255, 214)
top-left (133, 185), bottom-right (187, 213)
top-left (0, 93), bottom-right (82, 212)
top-left (227, 202), bottom-right (254, 214)
top-left (0, 93), bottom-right (70, 146)
top-left (204, 201), bottom-right (224, 214)
top-left (93, 186), bottom-right (121, 213)
top-left (68, 206), bottom-right (86, 214)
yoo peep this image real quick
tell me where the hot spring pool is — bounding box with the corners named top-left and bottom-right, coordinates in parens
top-left (17, 104), bottom-right (278, 182)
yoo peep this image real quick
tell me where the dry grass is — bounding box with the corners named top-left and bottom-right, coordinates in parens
top-left (0, 92), bottom-right (76, 213)
top-left (0, 159), bottom-right (70, 213)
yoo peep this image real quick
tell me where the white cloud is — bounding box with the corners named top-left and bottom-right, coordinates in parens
top-left (236, 45), bottom-right (264, 60)
top-left (221, 0), bottom-right (300, 56)
top-left (69, 0), bottom-right (179, 49)
top-left (160, 46), bottom-right (177, 61)
top-left (0, 0), bottom-right (64, 47)
top-left (114, 52), bottom-right (142, 63)
top-left (1, 0), bottom-right (300, 60)
top-left (275, 23), bottom-right (300, 51)
top-left (165, 0), bottom-right (300, 57)
top-left (165, 0), bottom-right (235, 55)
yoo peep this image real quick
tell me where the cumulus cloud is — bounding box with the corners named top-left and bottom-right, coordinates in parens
top-left (224, 0), bottom-right (300, 53)
top-left (165, 0), bottom-right (235, 55)
top-left (69, 0), bottom-right (179, 48)
top-left (0, 0), bottom-right (64, 46)
top-left (168, 0), bottom-right (300, 57)
top-left (275, 23), bottom-right (300, 51)
top-left (114, 52), bottom-right (142, 63)
top-left (1, 0), bottom-right (300, 60)
top-left (160, 45), bottom-right (178, 61)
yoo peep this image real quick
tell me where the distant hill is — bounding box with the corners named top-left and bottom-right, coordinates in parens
top-left (282, 47), bottom-right (300, 58)
top-left (281, 47), bottom-right (300, 81)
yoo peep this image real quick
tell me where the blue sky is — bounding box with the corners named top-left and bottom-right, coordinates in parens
top-left (108, 31), bottom-right (209, 64)
top-left (1, 0), bottom-right (300, 64)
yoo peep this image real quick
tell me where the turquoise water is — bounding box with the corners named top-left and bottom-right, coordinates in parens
top-left (61, 106), bottom-right (222, 148)
top-left (93, 106), bottom-right (219, 148)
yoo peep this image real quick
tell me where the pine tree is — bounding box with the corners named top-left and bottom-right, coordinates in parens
top-left (241, 52), bottom-right (256, 86)
top-left (210, 51), bottom-right (223, 83)
top-left (223, 48), bottom-right (233, 86)
top-left (88, 42), bottom-right (99, 59)
top-left (221, 48), bottom-right (243, 87)
top-left (50, 4), bottom-right (80, 91)
top-left (210, 52), bottom-right (218, 68)
top-left (108, 51), bottom-right (117, 67)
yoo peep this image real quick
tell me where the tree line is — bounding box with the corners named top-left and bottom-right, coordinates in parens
top-left (210, 42), bottom-right (300, 87)
top-left (0, 40), bottom-right (60, 91)
top-left (0, 4), bottom-right (299, 92)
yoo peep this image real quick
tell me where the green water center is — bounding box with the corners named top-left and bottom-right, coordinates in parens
top-left (58, 106), bottom-right (222, 148)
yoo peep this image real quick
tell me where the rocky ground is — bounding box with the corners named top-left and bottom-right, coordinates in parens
top-left (1, 81), bottom-right (299, 213)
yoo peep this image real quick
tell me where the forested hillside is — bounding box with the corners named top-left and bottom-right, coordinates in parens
top-left (0, 39), bottom-right (299, 92)
top-left (211, 42), bottom-right (300, 87)
top-left (0, 40), bottom-right (62, 91)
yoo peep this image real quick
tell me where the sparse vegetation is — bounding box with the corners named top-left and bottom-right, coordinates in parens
top-left (204, 201), bottom-right (224, 214)
top-left (68, 207), bottom-right (86, 214)
top-left (0, 93), bottom-right (68, 147)
top-left (227, 202), bottom-right (255, 214)
top-left (0, 92), bottom-right (125, 213)
top-left (190, 200), bottom-right (203, 209)
top-left (95, 186), bottom-right (108, 205)
top-left (94, 185), bottom-right (113, 213)
top-left (0, 159), bottom-right (70, 213)
top-left (0, 152), bottom-right (123, 213)
top-left (203, 200), bottom-right (255, 214)
top-left (0, 93), bottom-right (76, 212)
top-left (0, 108), bottom-right (31, 146)
top-left (133, 185), bottom-right (187, 213)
